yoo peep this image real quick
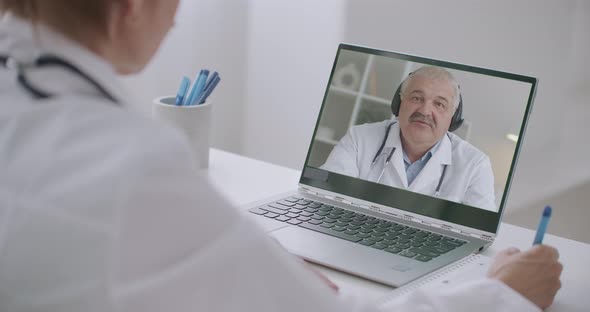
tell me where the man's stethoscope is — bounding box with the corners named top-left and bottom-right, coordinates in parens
top-left (0, 54), bottom-right (118, 103)
top-left (371, 121), bottom-right (448, 196)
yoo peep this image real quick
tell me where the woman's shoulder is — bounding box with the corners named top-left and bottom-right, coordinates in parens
top-left (46, 94), bottom-right (196, 170)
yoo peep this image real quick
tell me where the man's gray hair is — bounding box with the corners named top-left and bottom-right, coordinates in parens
top-left (400, 66), bottom-right (461, 111)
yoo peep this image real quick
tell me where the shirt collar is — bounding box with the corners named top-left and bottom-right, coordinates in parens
top-left (0, 14), bottom-right (132, 106)
top-left (403, 138), bottom-right (442, 165)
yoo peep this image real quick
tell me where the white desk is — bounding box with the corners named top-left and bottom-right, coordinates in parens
top-left (206, 149), bottom-right (590, 311)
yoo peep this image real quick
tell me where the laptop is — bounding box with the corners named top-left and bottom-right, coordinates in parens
top-left (245, 44), bottom-right (537, 287)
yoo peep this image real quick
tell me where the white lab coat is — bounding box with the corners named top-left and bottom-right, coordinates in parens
top-left (0, 15), bottom-right (538, 312)
top-left (321, 120), bottom-right (497, 211)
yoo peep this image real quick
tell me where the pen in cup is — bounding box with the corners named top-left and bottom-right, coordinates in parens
top-left (197, 73), bottom-right (221, 104)
top-left (186, 69), bottom-right (209, 106)
top-left (172, 69), bottom-right (220, 106)
top-left (202, 71), bottom-right (218, 93)
top-left (175, 76), bottom-right (190, 106)
top-left (533, 205), bottom-right (552, 245)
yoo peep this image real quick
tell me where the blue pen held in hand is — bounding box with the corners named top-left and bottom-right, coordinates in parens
top-left (533, 206), bottom-right (552, 245)
top-left (175, 76), bottom-right (190, 106)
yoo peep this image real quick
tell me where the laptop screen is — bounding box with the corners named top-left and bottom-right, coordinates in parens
top-left (300, 44), bottom-right (536, 234)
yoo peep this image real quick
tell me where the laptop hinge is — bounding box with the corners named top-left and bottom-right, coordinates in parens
top-left (299, 186), bottom-right (494, 242)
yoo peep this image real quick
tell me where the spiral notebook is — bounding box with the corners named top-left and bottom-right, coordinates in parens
top-left (377, 254), bottom-right (492, 307)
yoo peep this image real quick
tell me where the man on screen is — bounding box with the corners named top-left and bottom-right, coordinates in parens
top-left (321, 66), bottom-right (496, 211)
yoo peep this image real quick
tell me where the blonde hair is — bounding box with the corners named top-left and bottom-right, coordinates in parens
top-left (0, 0), bottom-right (116, 38)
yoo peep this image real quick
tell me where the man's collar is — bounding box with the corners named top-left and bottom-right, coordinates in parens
top-left (403, 138), bottom-right (442, 165)
top-left (384, 121), bottom-right (452, 165)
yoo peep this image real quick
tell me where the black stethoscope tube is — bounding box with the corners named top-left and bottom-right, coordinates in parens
top-left (0, 54), bottom-right (118, 104)
top-left (372, 121), bottom-right (447, 195)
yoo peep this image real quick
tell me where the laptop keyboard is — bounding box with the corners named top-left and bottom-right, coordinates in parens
top-left (249, 196), bottom-right (467, 262)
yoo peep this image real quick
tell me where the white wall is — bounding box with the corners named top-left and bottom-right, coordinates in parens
top-left (558, 0), bottom-right (590, 191)
top-left (243, 0), bottom-right (346, 168)
top-left (121, 0), bottom-right (248, 154)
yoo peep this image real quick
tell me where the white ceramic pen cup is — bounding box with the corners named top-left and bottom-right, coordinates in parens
top-left (152, 96), bottom-right (212, 169)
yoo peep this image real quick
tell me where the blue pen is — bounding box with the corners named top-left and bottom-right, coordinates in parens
top-left (196, 72), bottom-right (218, 104)
top-left (186, 69), bottom-right (209, 106)
top-left (533, 206), bottom-right (552, 245)
top-left (202, 71), bottom-right (219, 93)
top-left (197, 74), bottom-right (220, 104)
top-left (175, 76), bottom-right (190, 106)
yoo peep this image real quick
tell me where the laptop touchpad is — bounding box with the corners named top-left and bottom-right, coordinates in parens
top-left (270, 226), bottom-right (352, 263)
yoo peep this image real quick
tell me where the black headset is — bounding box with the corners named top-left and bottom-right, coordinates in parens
top-left (390, 73), bottom-right (464, 132)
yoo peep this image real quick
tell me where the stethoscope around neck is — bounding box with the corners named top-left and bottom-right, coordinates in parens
top-left (371, 121), bottom-right (448, 196)
top-left (0, 54), bottom-right (118, 104)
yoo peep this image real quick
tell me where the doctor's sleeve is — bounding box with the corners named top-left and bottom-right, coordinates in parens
top-left (379, 278), bottom-right (540, 312)
top-left (463, 156), bottom-right (497, 211)
top-left (109, 125), bottom-right (357, 312)
top-left (319, 128), bottom-right (361, 178)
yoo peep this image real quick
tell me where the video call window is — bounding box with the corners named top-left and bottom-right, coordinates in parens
top-left (306, 48), bottom-right (534, 213)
